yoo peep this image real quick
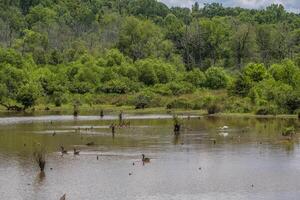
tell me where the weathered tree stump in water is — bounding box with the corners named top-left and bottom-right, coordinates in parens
top-left (73, 103), bottom-right (79, 117)
top-left (34, 149), bottom-right (46, 172)
top-left (59, 194), bottom-right (66, 200)
top-left (173, 115), bottom-right (181, 135)
top-left (119, 111), bottom-right (123, 124)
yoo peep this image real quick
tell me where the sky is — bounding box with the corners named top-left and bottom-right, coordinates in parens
top-left (159, 0), bottom-right (300, 13)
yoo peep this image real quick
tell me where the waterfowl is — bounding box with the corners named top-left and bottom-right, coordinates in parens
top-left (60, 146), bottom-right (68, 154)
top-left (142, 154), bottom-right (150, 162)
top-left (86, 142), bottom-right (95, 146)
top-left (52, 131), bottom-right (56, 136)
top-left (73, 148), bottom-right (80, 155)
top-left (220, 126), bottom-right (229, 130)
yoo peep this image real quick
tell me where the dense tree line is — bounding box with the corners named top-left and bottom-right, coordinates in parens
top-left (0, 0), bottom-right (299, 114)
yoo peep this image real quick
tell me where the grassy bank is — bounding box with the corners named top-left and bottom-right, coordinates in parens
top-left (0, 103), bottom-right (298, 119)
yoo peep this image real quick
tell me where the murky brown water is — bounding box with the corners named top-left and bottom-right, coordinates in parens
top-left (0, 114), bottom-right (299, 200)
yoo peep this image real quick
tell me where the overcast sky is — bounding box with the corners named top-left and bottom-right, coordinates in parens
top-left (159, 0), bottom-right (300, 13)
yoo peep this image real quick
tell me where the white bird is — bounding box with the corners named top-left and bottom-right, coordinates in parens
top-left (220, 126), bottom-right (229, 130)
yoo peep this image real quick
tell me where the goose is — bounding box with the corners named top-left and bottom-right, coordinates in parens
top-left (73, 148), bottom-right (80, 155)
top-left (60, 146), bottom-right (68, 154)
top-left (142, 154), bottom-right (150, 163)
top-left (86, 142), bottom-right (95, 146)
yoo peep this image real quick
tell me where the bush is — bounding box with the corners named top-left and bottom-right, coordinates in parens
top-left (224, 97), bottom-right (252, 113)
top-left (207, 103), bottom-right (221, 114)
top-left (151, 84), bottom-right (173, 96)
top-left (249, 79), bottom-right (294, 110)
top-left (243, 63), bottom-right (269, 82)
top-left (51, 91), bottom-right (67, 107)
top-left (228, 74), bottom-right (253, 96)
top-left (269, 60), bottom-right (300, 88)
top-left (165, 81), bottom-right (196, 95)
top-left (133, 91), bottom-right (156, 109)
top-left (166, 98), bottom-right (193, 109)
top-left (255, 105), bottom-right (278, 115)
top-left (69, 82), bottom-right (93, 94)
top-left (282, 126), bottom-right (296, 137)
top-left (184, 68), bottom-right (206, 88)
top-left (205, 67), bottom-right (228, 89)
top-left (105, 49), bottom-right (126, 67)
top-left (17, 83), bottom-right (41, 109)
top-left (99, 78), bottom-right (141, 94)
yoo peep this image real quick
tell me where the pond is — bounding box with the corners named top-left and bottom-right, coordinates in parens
top-left (0, 113), bottom-right (299, 200)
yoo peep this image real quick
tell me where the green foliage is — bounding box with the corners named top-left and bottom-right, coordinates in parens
top-left (165, 81), bottom-right (196, 96)
top-left (243, 63), bottom-right (269, 82)
top-left (184, 69), bottom-right (206, 88)
top-left (205, 67), bottom-right (228, 89)
top-left (166, 98), bottom-right (193, 109)
top-left (16, 83), bottom-right (41, 109)
top-left (249, 78), bottom-right (299, 113)
top-left (255, 105), bottom-right (278, 115)
top-left (269, 60), bottom-right (300, 88)
top-left (282, 126), bottom-right (296, 137)
top-left (100, 78), bottom-right (140, 94)
top-left (133, 90), bottom-right (156, 109)
top-left (0, 1), bottom-right (299, 114)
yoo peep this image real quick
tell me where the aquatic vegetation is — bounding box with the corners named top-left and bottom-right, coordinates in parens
top-left (282, 126), bottom-right (296, 137)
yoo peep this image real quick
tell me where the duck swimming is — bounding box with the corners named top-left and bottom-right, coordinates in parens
top-left (73, 148), bottom-right (80, 155)
top-left (60, 146), bottom-right (68, 154)
top-left (142, 154), bottom-right (150, 162)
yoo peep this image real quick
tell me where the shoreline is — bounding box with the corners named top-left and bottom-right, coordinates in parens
top-left (0, 104), bottom-right (298, 119)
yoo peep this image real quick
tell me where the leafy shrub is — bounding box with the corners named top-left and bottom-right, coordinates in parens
top-left (282, 126), bottom-right (296, 137)
top-left (205, 67), bottom-right (228, 89)
top-left (165, 81), bottom-right (195, 95)
top-left (255, 105), bottom-right (278, 115)
top-left (99, 78), bottom-right (141, 94)
top-left (69, 82), bottom-right (93, 94)
top-left (228, 74), bottom-right (253, 96)
top-left (105, 49), bottom-right (126, 67)
top-left (207, 103), bottom-right (221, 114)
top-left (17, 83), bottom-right (41, 109)
top-left (184, 68), bottom-right (206, 88)
top-left (133, 90), bottom-right (156, 109)
top-left (136, 59), bottom-right (176, 85)
top-left (224, 97), bottom-right (252, 113)
top-left (151, 84), bottom-right (173, 96)
top-left (269, 60), bottom-right (300, 88)
top-left (243, 63), bottom-right (269, 82)
top-left (166, 98), bottom-right (193, 109)
top-left (136, 60), bottom-right (159, 85)
top-left (51, 91), bottom-right (67, 107)
top-left (249, 79), bottom-right (294, 113)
